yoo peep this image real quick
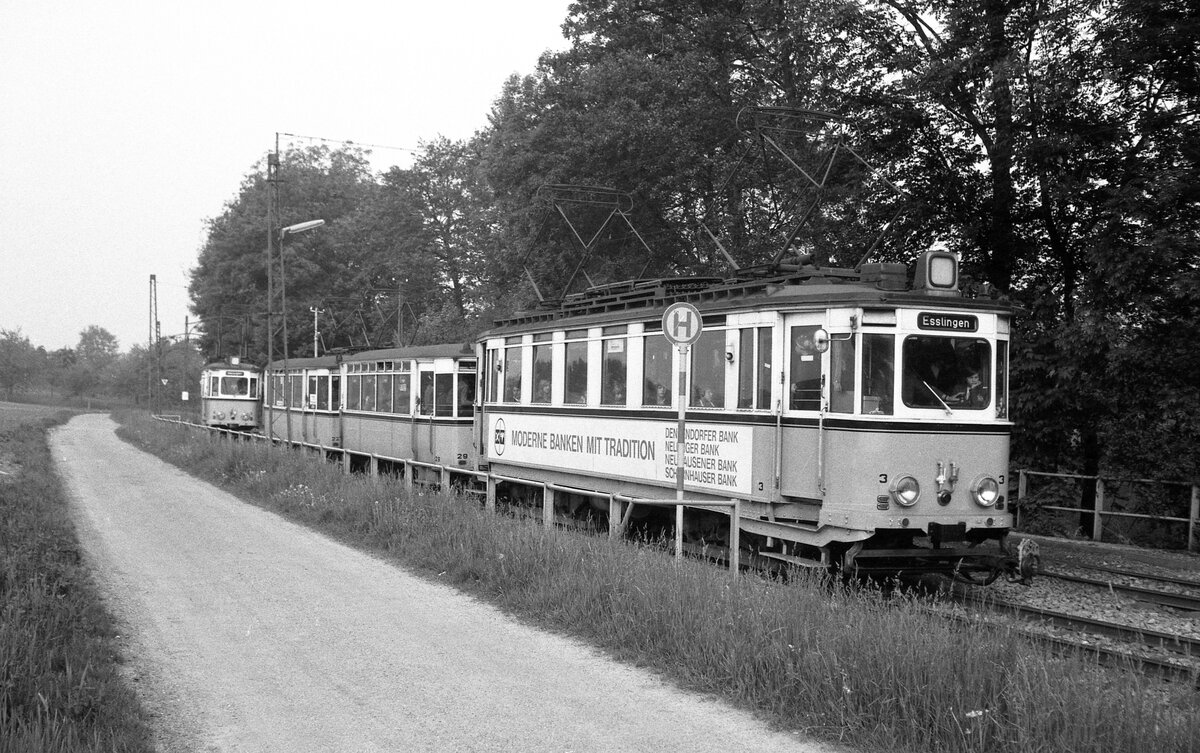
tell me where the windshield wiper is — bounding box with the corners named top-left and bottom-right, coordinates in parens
top-left (923, 380), bottom-right (954, 416)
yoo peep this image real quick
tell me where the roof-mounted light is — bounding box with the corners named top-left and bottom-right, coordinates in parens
top-left (913, 251), bottom-right (959, 296)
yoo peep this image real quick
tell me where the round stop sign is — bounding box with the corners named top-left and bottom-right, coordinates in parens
top-left (662, 302), bottom-right (703, 347)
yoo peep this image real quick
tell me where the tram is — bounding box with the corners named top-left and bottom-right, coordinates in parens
top-left (199, 359), bottom-right (262, 431)
top-left (479, 250), bottom-right (1028, 582)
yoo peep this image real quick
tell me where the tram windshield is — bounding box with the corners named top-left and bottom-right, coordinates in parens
top-left (218, 375), bottom-right (253, 397)
top-left (901, 336), bottom-right (991, 410)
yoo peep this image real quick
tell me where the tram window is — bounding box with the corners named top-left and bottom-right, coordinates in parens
top-left (829, 336), bottom-right (856, 414)
top-left (220, 376), bottom-right (249, 396)
top-left (208, 376), bottom-right (218, 397)
top-left (737, 329), bottom-right (754, 409)
top-left (435, 374), bottom-right (454, 417)
top-left (457, 374), bottom-right (476, 417)
top-left (643, 333), bottom-right (671, 406)
top-left (487, 347), bottom-right (500, 402)
top-left (331, 376), bottom-right (341, 411)
top-left (901, 336), bottom-right (992, 410)
top-left (307, 376), bottom-right (319, 409)
top-left (861, 334), bottom-right (894, 415)
top-left (289, 374), bottom-right (303, 408)
top-left (377, 374), bottom-right (393, 413)
top-left (394, 374), bottom-right (411, 414)
top-left (249, 377), bottom-right (259, 400)
top-left (757, 327), bottom-right (772, 409)
top-left (347, 375), bottom-right (361, 411)
top-left (362, 375), bottom-right (376, 411)
top-left (996, 341), bottom-right (1009, 419)
top-left (790, 326), bottom-right (822, 410)
top-left (736, 327), bottom-right (773, 409)
top-left (272, 374), bottom-right (285, 407)
top-left (315, 375), bottom-right (329, 410)
top-left (690, 330), bottom-right (725, 408)
top-left (602, 338), bottom-right (627, 405)
top-left (565, 340), bottom-right (587, 404)
top-left (504, 345), bottom-right (522, 403)
top-left (532, 343), bottom-right (552, 404)
top-left (418, 372), bottom-right (434, 414)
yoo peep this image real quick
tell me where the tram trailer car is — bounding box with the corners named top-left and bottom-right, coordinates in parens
top-left (479, 251), bottom-right (1033, 583)
top-left (199, 360), bottom-right (263, 431)
top-left (264, 355), bottom-right (341, 449)
top-left (266, 345), bottom-right (479, 482)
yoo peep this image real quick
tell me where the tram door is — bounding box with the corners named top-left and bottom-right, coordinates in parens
top-left (415, 365), bottom-right (436, 461)
top-left (780, 313), bottom-right (826, 500)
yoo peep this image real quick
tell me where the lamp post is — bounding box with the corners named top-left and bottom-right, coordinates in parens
top-left (278, 219), bottom-right (325, 444)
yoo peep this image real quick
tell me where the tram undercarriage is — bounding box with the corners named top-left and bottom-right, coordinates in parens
top-left (488, 476), bottom-right (1038, 583)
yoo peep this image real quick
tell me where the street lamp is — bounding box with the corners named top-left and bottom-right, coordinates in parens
top-left (278, 219), bottom-right (325, 444)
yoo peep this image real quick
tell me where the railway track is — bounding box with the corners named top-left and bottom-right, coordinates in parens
top-left (1038, 566), bottom-right (1200, 612)
top-left (958, 592), bottom-right (1200, 685)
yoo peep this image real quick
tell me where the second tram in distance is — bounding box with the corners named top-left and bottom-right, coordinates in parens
top-left (199, 359), bottom-right (262, 431)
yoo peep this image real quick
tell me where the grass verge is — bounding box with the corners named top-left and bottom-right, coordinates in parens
top-left (118, 414), bottom-right (1200, 753)
top-left (1, 412), bottom-right (152, 753)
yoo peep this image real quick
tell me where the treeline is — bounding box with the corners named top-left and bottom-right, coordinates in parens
top-left (189, 0), bottom-right (1199, 483)
top-left (0, 326), bottom-right (198, 408)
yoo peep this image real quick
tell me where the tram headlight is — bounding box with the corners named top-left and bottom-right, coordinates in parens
top-left (971, 475), bottom-right (1001, 507)
top-left (214, 411), bottom-right (225, 420)
top-left (889, 475), bottom-right (921, 507)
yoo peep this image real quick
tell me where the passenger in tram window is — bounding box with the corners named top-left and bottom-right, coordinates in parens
top-left (420, 376), bottom-right (434, 415)
top-left (697, 386), bottom-right (718, 408)
top-left (950, 369), bottom-right (988, 408)
top-left (649, 383), bottom-right (670, 406)
top-left (535, 378), bottom-right (551, 403)
top-left (602, 372), bottom-right (626, 405)
top-left (458, 376), bottom-right (475, 407)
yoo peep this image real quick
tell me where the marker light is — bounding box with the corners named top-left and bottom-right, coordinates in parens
top-left (889, 475), bottom-right (921, 507)
top-left (971, 475), bottom-right (1002, 507)
top-left (914, 250), bottom-right (959, 295)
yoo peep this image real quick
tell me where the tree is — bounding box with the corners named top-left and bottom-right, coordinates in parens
top-left (0, 329), bottom-right (38, 399)
top-left (189, 145), bottom-right (377, 361)
top-left (67, 326), bottom-right (120, 398)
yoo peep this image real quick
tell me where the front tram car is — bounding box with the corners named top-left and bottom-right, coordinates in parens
top-left (200, 359), bottom-right (262, 431)
top-left (481, 251), bottom-right (1033, 583)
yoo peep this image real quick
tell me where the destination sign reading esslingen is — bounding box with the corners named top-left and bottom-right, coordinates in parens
top-left (917, 312), bottom-right (978, 332)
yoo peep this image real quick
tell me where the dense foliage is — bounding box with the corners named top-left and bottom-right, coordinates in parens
top-left (186, 0), bottom-right (1198, 484)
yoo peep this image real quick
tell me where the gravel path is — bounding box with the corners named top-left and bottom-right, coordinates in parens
top-left (53, 414), bottom-right (840, 753)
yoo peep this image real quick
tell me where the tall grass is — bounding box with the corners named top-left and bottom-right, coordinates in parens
top-left (0, 414), bottom-right (153, 753)
top-left (120, 415), bottom-right (1200, 753)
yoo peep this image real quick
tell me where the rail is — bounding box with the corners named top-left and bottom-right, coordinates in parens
top-left (1016, 469), bottom-right (1200, 552)
top-left (165, 417), bottom-right (743, 575)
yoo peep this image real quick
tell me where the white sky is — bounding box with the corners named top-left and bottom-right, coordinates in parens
top-left (0, 0), bottom-right (571, 352)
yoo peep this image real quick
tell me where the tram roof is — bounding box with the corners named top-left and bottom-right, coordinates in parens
top-left (201, 361), bottom-right (261, 372)
top-left (484, 267), bottom-right (1013, 336)
top-left (342, 343), bottom-right (475, 362)
top-left (265, 343), bottom-right (475, 372)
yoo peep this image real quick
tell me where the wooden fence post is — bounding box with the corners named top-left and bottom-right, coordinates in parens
top-left (1093, 477), bottom-right (1105, 542)
top-left (543, 485), bottom-right (555, 527)
top-left (1189, 484), bottom-right (1199, 553)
